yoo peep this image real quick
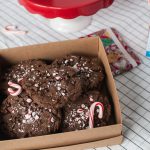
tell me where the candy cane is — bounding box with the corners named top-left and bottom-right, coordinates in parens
top-left (8, 81), bottom-right (22, 96)
top-left (4, 25), bottom-right (28, 35)
top-left (89, 102), bottom-right (104, 129)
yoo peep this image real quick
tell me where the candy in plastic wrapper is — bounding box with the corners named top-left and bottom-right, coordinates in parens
top-left (81, 28), bottom-right (141, 76)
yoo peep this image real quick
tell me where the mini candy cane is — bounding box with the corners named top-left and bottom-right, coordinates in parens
top-left (89, 102), bottom-right (104, 129)
top-left (8, 81), bottom-right (22, 96)
top-left (4, 25), bottom-right (28, 35)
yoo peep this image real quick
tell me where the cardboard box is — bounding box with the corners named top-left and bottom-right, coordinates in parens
top-left (0, 37), bottom-right (123, 150)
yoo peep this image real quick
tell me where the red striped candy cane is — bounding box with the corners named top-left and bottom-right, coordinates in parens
top-left (4, 25), bottom-right (28, 35)
top-left (8, 81), bottom-right (22, 96)
top-left (89, 102), bottom-right (104, 128)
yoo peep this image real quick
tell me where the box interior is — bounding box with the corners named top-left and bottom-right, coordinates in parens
top-left (0, 37), bottom-right (122, 150)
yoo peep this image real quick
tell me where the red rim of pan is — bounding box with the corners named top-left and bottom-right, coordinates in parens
top-left (19, 0), bottom-right (114, 19)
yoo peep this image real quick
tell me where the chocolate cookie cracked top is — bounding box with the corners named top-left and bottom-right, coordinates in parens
top-left (52, 55), bottom-right (105, 91)
top-left (0, 91), bottom-right (62, 139)
top-left (21, 66), bottom-right (82, 108)
top-left (1, 60), bottom-right (46, 93)
top-left (3, 60), bottom-right (46, 82)
top-left (62, 90), bottom-right (111, 132)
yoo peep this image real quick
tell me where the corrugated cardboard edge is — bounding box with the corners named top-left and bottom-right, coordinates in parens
top-left (44, 135), bottom-right (123, 150)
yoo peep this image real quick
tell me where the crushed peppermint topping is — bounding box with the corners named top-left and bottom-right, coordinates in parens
top-left (78, 120), bottom-right (81, 124)
top-left (18, 129), bottom-right (24, 133)
top-left (61, 92), bottom-right (65, 96)
top-left (17, 78), bottom-right (23, 82)
top-left (28, 109), bottom-right (32, 114)
top-left (57, 87), bottom-right (61, 91)
top-left (47, 73), bottom-right (50, 76)
top-left (53, 72), bottom-right (58, 76)
top-left (35, 115), bottom-right (39, 120)
top-left (89, 96), bottom-right (94, 102)
top-left (25, 114), bottom-right (31, 119)
top-left (34, 83), bottom-right (39, 87)
top-left (32, 112), bottom-right (36, 117)
top-left (65, 60), bottom-right (68, 64)
top-left (75, 118), bottom-right (79, 121)
top-left (81, 104), bottom-right (85, 108)
top-left (56, 76), bottom-right (61, 80)
top-left (86, 74), bottom-right (90, 77)
top-left (22, 120), bottom-right (26, 123)
top-left (73, 63), bottom-right (79, 71)
top-left (26, 98), bottom-right (32, 103)
top-left (77, 109), bottom-right (83, 113)
top-left (51, 117), bottom-right (55, 123)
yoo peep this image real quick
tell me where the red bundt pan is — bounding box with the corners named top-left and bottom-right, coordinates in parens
top-left (19, 0), bottom-right (114, 19)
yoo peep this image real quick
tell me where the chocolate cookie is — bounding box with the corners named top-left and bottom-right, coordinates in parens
top-left (4, 60), bottom-right (46, 82)
top-left (1, 60), bottom-right (46, 93)
top-left (0, 91), bottom-right (61, 139)
top-left (62, 91), bottom-right (111, 132)
top-left (21, 66), bottom-right (82, 108)
top-left (52, 55), bottom-right (104, 91)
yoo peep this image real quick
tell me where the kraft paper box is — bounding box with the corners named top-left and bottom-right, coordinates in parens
top-left (0, 37), bottom-right (123, 150)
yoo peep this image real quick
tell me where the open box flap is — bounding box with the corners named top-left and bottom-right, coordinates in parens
top-left (0, 37), bottom-right (99, 63)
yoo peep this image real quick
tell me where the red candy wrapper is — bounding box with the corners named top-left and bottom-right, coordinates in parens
top-left (81, 28), bottom-right (141, 76)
